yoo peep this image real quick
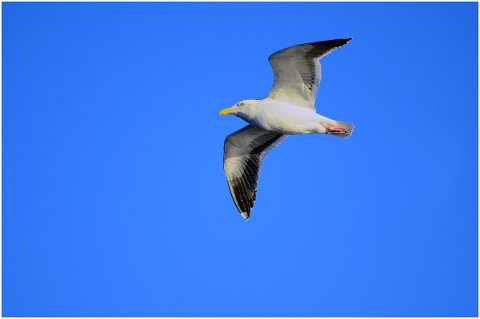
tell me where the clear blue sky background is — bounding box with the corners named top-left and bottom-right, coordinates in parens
top-left (3, 2), bottom-right (478, 317)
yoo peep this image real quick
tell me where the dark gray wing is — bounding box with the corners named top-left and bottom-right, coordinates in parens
top-left (266, 38), bottom-right (352, 110)
top-left (223, 125), bottom-right (287, 220)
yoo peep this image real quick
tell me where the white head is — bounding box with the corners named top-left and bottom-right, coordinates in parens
top-left (219, 100), bottom-right (258, 122)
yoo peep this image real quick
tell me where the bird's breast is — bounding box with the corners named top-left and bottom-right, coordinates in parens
top-left (252, 101), bottom-right (325, 135)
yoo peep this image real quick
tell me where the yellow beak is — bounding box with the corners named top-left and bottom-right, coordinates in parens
top-left (219, 107), bottom-right (235, 116)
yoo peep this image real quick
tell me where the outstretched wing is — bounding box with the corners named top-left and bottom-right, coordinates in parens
top-left (223, 125), bottom-right (287, 220)
top-left (266, 38), bottom-right (352, 110)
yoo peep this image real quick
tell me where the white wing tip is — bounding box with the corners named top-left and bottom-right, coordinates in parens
top-left (241, 212), bottom-right (250, 221)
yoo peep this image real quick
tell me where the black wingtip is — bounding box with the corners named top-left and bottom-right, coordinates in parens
top-left (303, 38), bottom-right (353, 50)
top-left (332, 37), bottom-right (353, 46)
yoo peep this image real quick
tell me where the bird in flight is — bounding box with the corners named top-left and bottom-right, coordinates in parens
top-left (220, 38), bottom-right (354, 220)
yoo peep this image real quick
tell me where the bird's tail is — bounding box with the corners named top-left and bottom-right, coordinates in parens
top-left (329, 120), bottom-right (355, 139)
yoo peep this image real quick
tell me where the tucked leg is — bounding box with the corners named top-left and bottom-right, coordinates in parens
top-left (325, 125), bottom-right (347, 135)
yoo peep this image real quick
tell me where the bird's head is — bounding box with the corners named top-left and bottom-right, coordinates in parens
top-left (219, 100), bottom-right (258, 122)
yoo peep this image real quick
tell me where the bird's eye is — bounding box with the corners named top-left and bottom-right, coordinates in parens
top-left (239, 102), bottom-right (245, 107)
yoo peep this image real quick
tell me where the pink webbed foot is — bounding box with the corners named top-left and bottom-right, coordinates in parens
top-left (325, 125), bottom-right (347, 135)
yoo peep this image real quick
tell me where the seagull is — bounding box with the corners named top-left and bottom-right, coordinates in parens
top-left (220, 38), bottom-right (354, 220)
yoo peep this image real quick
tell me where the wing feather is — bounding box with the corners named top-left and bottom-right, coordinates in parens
top-left (266, 38), bottom-right (352, 110)
top-left (223, 125), bottom-right (287, 220)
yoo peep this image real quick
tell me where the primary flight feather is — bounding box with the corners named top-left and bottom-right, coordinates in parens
top-left (220, 38), bottom-right (354, 220)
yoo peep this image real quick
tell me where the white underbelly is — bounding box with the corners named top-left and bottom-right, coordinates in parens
top-left (251, 102), bottom-right (334, 135)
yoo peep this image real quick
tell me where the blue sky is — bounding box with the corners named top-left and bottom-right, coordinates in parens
top-left (2, 2), bottom-right (477, 317)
